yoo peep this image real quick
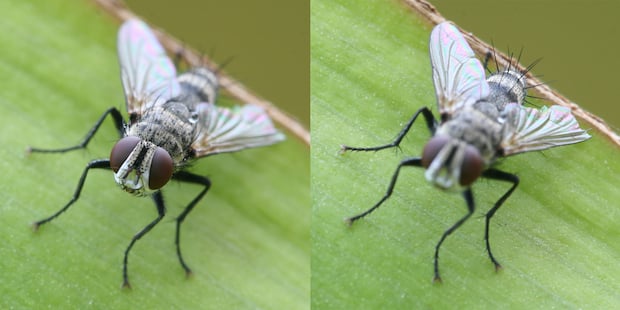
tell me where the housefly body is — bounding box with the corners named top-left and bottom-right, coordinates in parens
top-left (29, 19), bottom-right (284, 288)
top-left (341, 21), bottom-right (590, 282)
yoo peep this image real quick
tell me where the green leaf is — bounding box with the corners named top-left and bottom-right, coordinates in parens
top-left (311, 0), bottom-right (620, 308)
top-left (0, 0), bottom-right (308, 309)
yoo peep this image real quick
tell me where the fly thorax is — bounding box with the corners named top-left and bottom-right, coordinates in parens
top-left (473, 100), bottom-right (500, 119)
top-left (439, 108), bottom-right (503, 164)
top-left (421, 135), bottom-right (483, 191)
top-left (177, 67), bottom-right (219, 104)
top-left (487, 69), bottom-right (527, 110)
top-left (110, 137), bottom-right (174, 196)
top-left (128, 101), bottom-right (199, 163)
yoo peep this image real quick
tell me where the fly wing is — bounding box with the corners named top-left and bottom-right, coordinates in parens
top-left (429, 22), bottom-right (489, 118)
top-left (501, 103), bottom-right (591, 156)
top-left (117, 19), bottom-right (180, 118)
top-left (192, 103), bottom-right (285, 157)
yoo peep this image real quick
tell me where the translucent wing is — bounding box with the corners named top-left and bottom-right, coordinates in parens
top-left (501, 103), bottom-right (591, 156)
top-left (193, 103), bottom-right (285, 157)
top-left (117, 19), bottom-right (180, 117)
top-left (429, 22), bottom-right (489, 117)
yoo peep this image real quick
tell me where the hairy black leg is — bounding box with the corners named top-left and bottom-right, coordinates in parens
top-left (481, 168), bottom-right (519, 271)
top-left (173, 48), bottom-right (185, 69)
top-left (341, 107), bottom-right (436, 153)
top-left (170, 171), bottom-right (212, 276)
top-left (433, 189), bottom-right (475, 283)
top-left (28, 107), bottom-right (125, 153)
top-left (483, 51), bottom-right (494, 74)
top-left (122, 191), bottom-right (166, 289)
top-left (33, 159), bottom-right (111, 229)
top-left (345, 158), bottom-right (422, 224)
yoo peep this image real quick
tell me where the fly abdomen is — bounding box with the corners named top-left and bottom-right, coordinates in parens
top-left (486, 69), bottom-right (527, 110)
top-left (177, 67), bottom-right (219, 104)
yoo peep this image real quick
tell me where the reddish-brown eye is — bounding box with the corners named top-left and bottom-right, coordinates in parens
top-left (459, 145), bottom-right (483, 187)
top-left (422, 136), bottom-right (450, 168)
top-left (148, 147), bottom-right (173, 190)
top-left (110, 137), bottom-right (141, 172)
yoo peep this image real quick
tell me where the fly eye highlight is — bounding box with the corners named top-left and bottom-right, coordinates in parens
top-left (148, 147), bottom-right (173, 190)
top-left (110, 136), bottom-right (141, 172)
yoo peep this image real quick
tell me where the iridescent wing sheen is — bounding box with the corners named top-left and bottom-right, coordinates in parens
top-left (501, 103), bottom-right (591, 156)
top-left (117, 19), bottom-right (181, 118)
top-left (192, 103), bottom-right (285, 157)
top-left (429, 22), bottom-right (489, 118)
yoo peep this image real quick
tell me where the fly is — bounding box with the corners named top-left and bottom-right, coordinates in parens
top-left (341, 21), bottom-right (590, 282)
top-left (28, 19), bottom-right (285, 288)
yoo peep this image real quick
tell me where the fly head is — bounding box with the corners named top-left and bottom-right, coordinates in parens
top-left (110, 136), bottom-right (174, 196)
top-left (421, 135), bottom-right (484, 190)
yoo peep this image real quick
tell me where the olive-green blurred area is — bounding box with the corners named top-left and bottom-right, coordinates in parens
top-left (125, 0), bottom-right (309, 128)
top-left (433, 0), bottom-right (620, 131)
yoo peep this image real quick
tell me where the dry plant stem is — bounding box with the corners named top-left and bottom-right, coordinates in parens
top-left (92, 0), bottom-right (310, 146)
top-left (403, 0), bottom-right (620, 147)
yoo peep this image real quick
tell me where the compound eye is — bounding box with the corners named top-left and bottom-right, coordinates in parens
top-left (110, 137), bottom-right (141, 172)
top-left (459, 145), bottom-right (483, 187)
top-left (148, 147), bottom-right (173, 190)
top-left (422, 136), bottom-right (450, 168)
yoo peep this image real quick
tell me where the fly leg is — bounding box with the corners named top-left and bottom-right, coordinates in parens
top-left (346, 157), bottom-right (422, 224)
top-left (481, 169), bottom-right (519, 271)
top-left (122, 191), bottom-right (166, 289)
top-left (340, 107), bottom-right (436, 153)
top-left (28, 107), bottom-right (125, 153)
top-left (170, 171), bottom-right (212, 276)
top-left (33, 159), bottom-right (111, 229)
top-left (345, 158), bottom-right (475, 283)
top-left (433, 190), bottom-right (475, 283)
top-left (173, 48), bottom-right (186, 70)
top-left (483, 50), bottom-right (496, 74)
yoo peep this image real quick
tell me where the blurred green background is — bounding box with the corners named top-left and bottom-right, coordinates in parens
top-left (433, 0), bottom-right (620, 131)
top-left (125, 0), bottom-right (310, 128)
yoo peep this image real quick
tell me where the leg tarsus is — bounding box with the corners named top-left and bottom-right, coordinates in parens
top-left (495, 263), bottom-right (503, 272)
top-left (171, 171), bottom-right (211, 276)
top-left (433, 275), bottom-right (443, 284)
top-left (33, 159), bottom-right (111, 228)
top-left (481, 168), bottom-right (519, 271)
top-left (483, 50), bottom-right (494, 74)
top-left (122, 192), bottom-right (166, 288)
top-left (345, 158), bottom-right (422, 224)
top-left (173, 48), bottom-right (185, 69)
top-left (28, 107), bottom-right (125, 154)
top-left (433, 189), bottom-right (475, 282)
top-left (341, 107), bottom-right (436, 153)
